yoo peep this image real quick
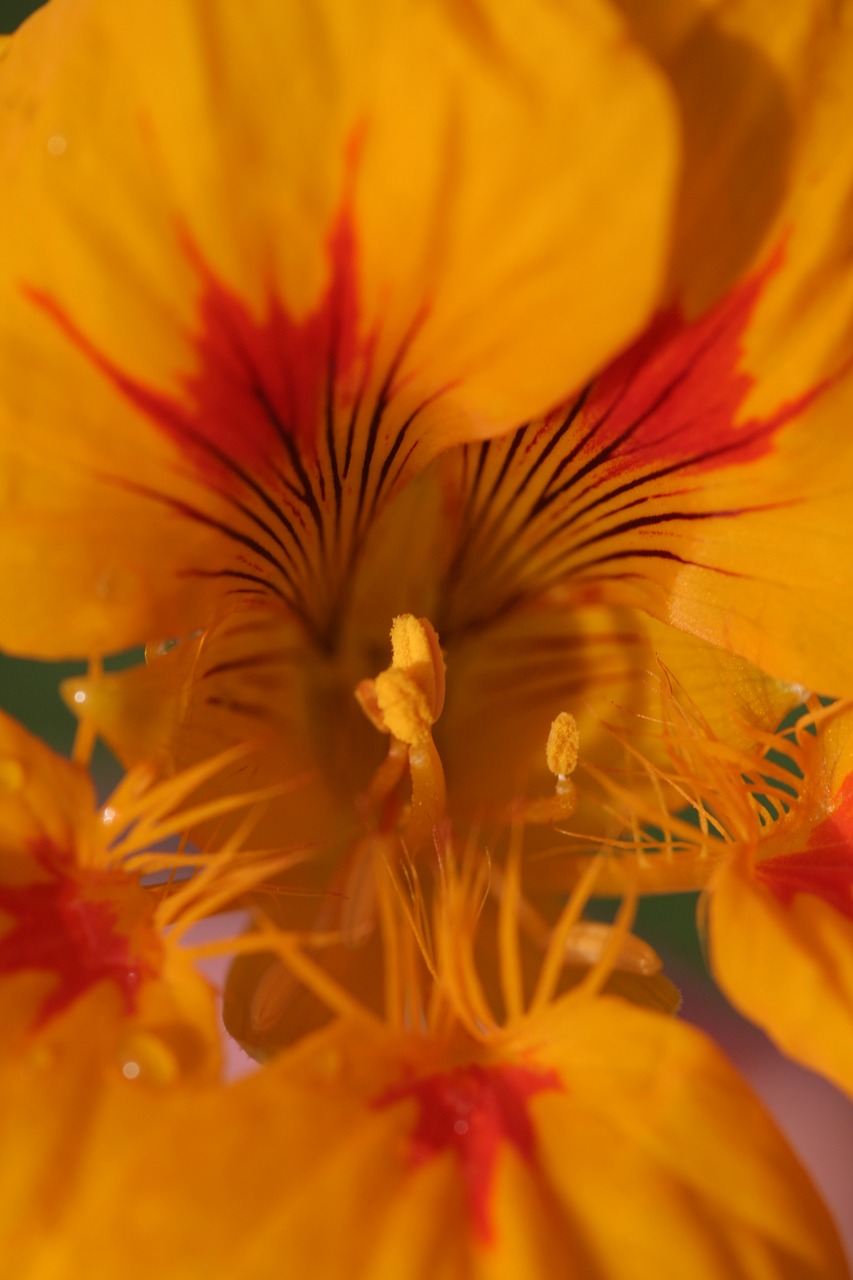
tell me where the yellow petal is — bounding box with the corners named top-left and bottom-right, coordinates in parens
top-left (0, 0), bottom-right (679, 656)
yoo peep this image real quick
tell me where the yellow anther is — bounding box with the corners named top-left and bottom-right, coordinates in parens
top-left (546, 712), bottom-right (580, 779)
top-left (505, 712), bottom-right (580, 826)
top-left (374, 668), bottom-right (434, 746)
top-left (389, 614), bottom-right (445, 721)
top-left (356, 615), bottom-right (446, 746)
top-left (356, 615), bottom-right (448, 851)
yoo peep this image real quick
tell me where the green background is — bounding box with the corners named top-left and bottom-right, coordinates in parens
top-left (0, 1), bottom-right (46, 34)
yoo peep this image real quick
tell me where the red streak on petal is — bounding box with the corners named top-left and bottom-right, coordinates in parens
top-left (0, 845), bottom-right (152, 1027)
top-left (585, 247), bottom-right (826, 475)
top-left (24, 179), bottom-right (366, 485)
top-left (374, 1062), bottom-right (562, 1244)
top-left (756, 775), bottom-right (853, 921)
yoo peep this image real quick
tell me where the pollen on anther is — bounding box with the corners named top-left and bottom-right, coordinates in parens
top-left (546, 712), bottom-right (579, 779)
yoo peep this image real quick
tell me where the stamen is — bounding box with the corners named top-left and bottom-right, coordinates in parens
top-left (511, 711), bottom-right (580, 826)
top-left (380, 843), bottom-right (437, 984)
top-left (497, 822), bottom-right (525, 1024)
top-left (433, 849), bottom-right (497, 1038)
top-left (356, 614), bottom-right (448, 853)
top-left (576, 873), bottom-right (640, 998)
top-left (356, 615), bottom-right (445, 746)
top-left (530, 855), bottom-right (604, 1015)
top-left (546, 711), bottom-right (580, 779)
top-left (372, 838), bottom-right (408, 1030)
top-left (492, 859), bottom-right (661, 979)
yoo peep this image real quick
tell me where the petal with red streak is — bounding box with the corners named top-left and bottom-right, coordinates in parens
top-left (709, 756), bottom-right (853, 1099)
top-left (2, 1005), bottom-right (846, 1279)
top-left (0, 0), bottom-right (678, 656)
top-left (439, 248), bottom-right (853, 695)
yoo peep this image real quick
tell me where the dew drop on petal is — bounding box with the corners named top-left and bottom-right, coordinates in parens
top-left (46, 134), bottom-right (67, 156)
top-left (122, 1060), bottom-right (141, 1080)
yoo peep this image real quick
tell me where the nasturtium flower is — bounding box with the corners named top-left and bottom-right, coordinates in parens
top-left (706, 703), bottom-right (853, 1099)
top-left (2, 0), bottom-right (853, 1270)
top-left (0, 716), bottom-right (210, 1084)
top-left (0, 707), bottom-right (304, 1086)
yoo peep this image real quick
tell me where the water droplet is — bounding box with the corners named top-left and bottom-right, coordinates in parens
top-left (46, 134), bottom-right (67, 156)
top-left (73, 690), bottom-right (86, 705)
top-left (147, 637), bottom-right (178, 659)
top-left (453, 1119), bottom-right (469, 1136)
top-left (119, 1032), bottom-right (178, 1085)
top-left (101, 805), bottom-right (117, 825)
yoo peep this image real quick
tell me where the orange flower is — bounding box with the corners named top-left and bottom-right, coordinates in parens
top-left (707, 702), bottom-right (853, 1099)
top-left (0, 706), bottom-right (315, 1085)
top-left (1, 0), bottom-right (853, 1268)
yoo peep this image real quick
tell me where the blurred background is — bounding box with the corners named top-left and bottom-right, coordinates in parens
top-left (1, 0), bottom-right (45, 31)
top-left (2, 0), bottom-right (851, 1256)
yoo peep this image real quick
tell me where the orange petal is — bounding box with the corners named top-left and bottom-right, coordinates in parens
top-left (708, 712), bottom-right (853, 1098)
top-left (614, 0), bottom-right (837, 312)
top-left (439, 244), bottom-right (853, 695)
top-left (0, 710), bottom-right (221, 1082)
top-left (3, 1005), bottom-right (846, 1279)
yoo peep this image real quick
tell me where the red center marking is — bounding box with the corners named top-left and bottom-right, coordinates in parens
top-left (756, 775), bottom-right (853, 921)
top-left (23, 137), bottom-right (368, 484)
top-left (582, 247), bottom-right (827, 476)
top-left (0, 851), bottom-right (151, 1026)
top-left (374, 1061), bottom-right (562, 1244)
